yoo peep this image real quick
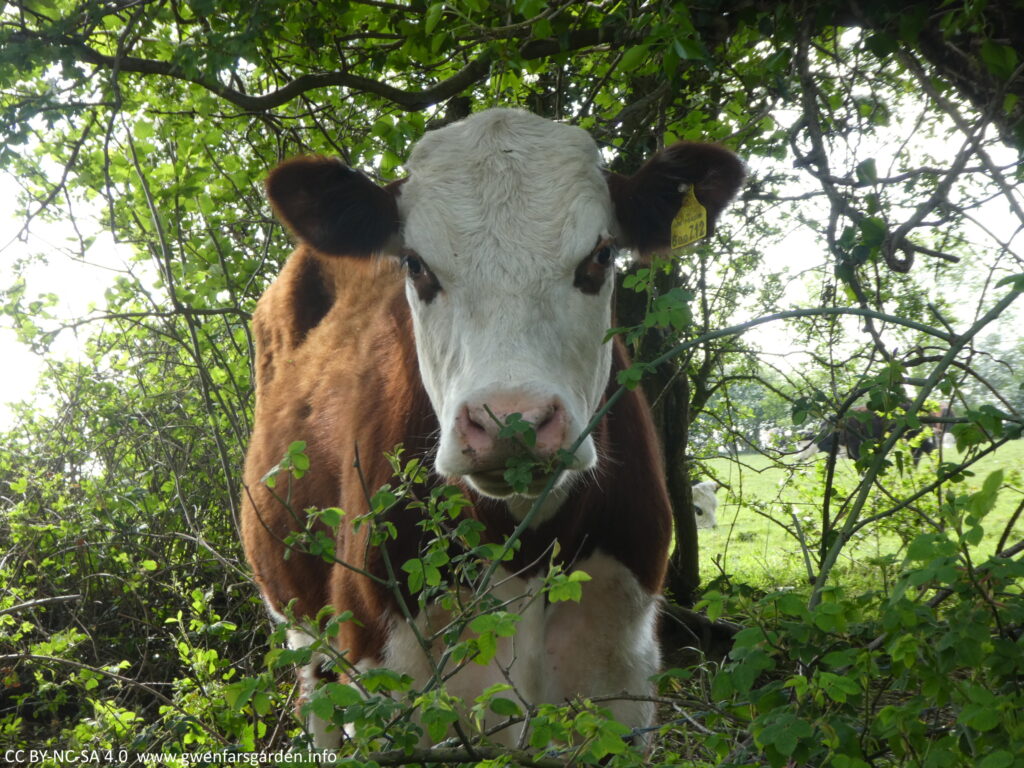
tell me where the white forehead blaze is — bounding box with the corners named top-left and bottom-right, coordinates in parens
top-left (396, 110), bottom-right (615, 495)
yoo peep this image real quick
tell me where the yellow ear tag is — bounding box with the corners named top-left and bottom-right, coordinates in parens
top-left (670, 185), bottom-right (707, 251)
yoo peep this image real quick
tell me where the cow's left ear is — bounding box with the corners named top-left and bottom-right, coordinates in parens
top-left (607, 143), bottom-right (745, 256)
top-left (266, 157), bottom-right (400, 257)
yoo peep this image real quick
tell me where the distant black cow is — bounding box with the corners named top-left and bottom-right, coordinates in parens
top-left (928, 403), bottom-right (956, 447)
top-left (797, 405), bottom-right (936, 462)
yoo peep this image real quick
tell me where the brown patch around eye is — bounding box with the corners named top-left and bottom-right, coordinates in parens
top-left (573, 239), bottom-right (615, 295)
top-left (401, 250), bottom-right (442, 303)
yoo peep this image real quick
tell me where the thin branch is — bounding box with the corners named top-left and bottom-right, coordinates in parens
top-left (17, 31), bottom-right (491, 112)
top-left (9, 19), bottom-right (635, 115)
top-left (0, 594), bottom-right (81, 617)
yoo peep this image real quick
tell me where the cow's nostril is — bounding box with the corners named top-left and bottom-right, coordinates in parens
top-left (463, 405), bottom-right (488, 435)
top-left (531, 401), bottom-right (567, 455)
top-left (535, 406), bottom-right (557, 431)
top-left (456, 403), bottom-right (497, 457)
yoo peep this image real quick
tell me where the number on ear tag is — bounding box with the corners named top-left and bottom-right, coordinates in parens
top-left (670, 186), bottom-right (708, 251)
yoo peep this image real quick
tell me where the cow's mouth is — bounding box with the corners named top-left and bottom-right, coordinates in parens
top-left (466, 468), bottom-right (564, 499)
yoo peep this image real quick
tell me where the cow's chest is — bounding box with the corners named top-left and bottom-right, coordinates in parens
top-left (378, 551), bottom-right (661, 746)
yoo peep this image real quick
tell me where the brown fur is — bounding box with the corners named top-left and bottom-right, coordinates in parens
top-left (241, 249), bottom-right (428, 658)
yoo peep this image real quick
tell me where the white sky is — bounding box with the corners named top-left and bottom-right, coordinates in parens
top-left (0, 173), bottom-right (132, 429)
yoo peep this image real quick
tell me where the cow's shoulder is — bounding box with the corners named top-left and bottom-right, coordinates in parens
top-left (251, 248), bottom-right (406, 389)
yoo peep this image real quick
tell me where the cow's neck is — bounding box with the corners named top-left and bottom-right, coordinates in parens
top-left (503, 486), bottom-right (570, 527)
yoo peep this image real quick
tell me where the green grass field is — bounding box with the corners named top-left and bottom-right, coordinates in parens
top-left (696, 438), bottom-right (1024, 590)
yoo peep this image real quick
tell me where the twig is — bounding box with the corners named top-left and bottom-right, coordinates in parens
top-left (0, 594), bottom-right (81, 617)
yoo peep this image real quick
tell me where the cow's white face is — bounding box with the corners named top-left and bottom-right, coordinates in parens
top-left (396, 111), bottom-right (615, 498)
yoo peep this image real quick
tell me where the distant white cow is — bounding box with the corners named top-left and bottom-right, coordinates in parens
top-left (692, 481), bottom-right (720, 529)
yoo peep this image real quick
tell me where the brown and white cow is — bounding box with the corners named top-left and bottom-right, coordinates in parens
top-left (241, 109), bottom-right (743, 748)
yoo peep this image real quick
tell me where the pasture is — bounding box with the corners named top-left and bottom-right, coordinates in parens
top-left (697, 439), bottom-right (1024, 591)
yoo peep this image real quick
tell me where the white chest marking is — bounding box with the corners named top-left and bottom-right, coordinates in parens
top-left (378, 552), bottom-right (660, 745)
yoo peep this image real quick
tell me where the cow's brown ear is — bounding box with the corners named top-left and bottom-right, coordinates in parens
top-left (608, 143), bottom-right (745, 256)
top-left (266, 157), bottom-right (400, 257)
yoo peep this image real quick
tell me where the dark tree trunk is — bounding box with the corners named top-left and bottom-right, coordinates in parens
top-left (616, 272), bottom-right (702, 608)
top-left (659, 372), bottom-right (701, 607)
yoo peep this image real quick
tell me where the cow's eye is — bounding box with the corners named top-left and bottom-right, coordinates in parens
top-left (573, 239), bottom-right (616, 295)
top-left (402, 252), bottom-right (424, 276)
top-left (400, 250), bottom-right (442, 303)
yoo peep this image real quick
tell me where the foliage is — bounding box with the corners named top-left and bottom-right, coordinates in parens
top-left (1, 0), bottom-right (1023, 765)
top-left (700, 470), bottom-right (1023, 768)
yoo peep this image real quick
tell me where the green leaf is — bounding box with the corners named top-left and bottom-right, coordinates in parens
top-left (278, 440), bottom-right (309, 479)
top-left (490, 697), bottom-right (521, 717)
top-left (503, 456), bottom-right (536, 493)
top-left (855, 158), bottom-right (878, 185)
top-left (223, 679), bottom-right (256, 711)
top-left (980, 40), bottom-right (1019, 80)
top-left (730, 647), bottom-right (775, 694)
top-left (865, 33), bottom-right (898, 57)
top-left (473, 630), bottom-right (497, 665)
top-left (898, 6), bottom-right (927, 42)
top-left (547, 569), bottom-right (591, 603)
top-left (967, 469), bottom-right (1003, 519)
top-left (817, 671), bottom-right (860, 703)
top-left (811, 601), bottom-right (847, 632)
top-left (616, 363), bottom-right (646, 389)
top-left (959, 702), bottom-right (1001, 731)
top-left (469, 611), bottom-right (520, 637)
top-left (977, 751), bottom-right (1014, 768)
top-left (360, 667), bottom-right (411, 692)
top-left (325, 682), bottom-right (362, 707)
top-left (619, 45), bottom-right (650, 72)
top-left (773, 591), bottom-right (808, 619)
top-left (858, 216), bottom-right (887, 247)
top-left (517, 0), bottom-right (546, 16)
top-left (401, 558), bottom-right (426, 593)
top-left (252, 691), bottom-right (272, 716)
top-left (420, 698), bottom-right (459, 742)
top-left (307, 693), bottom-right (334, 723)
top-left (531, 17), bottom-right (552, 38)
top-left (906, 532), bottom-right (954, 561)
top-left (673, 37), bottom-right (707, 61)
top-left (318, 507), bottom-right (344, 528)
top-left (424, 3), bottom-right (443, 34)
top-left (756, 712), bottom-right (813, 756)
top-left (496, 412), bottom-right (536, 446)
top-left (371, 488), bottom-right (398, 511)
